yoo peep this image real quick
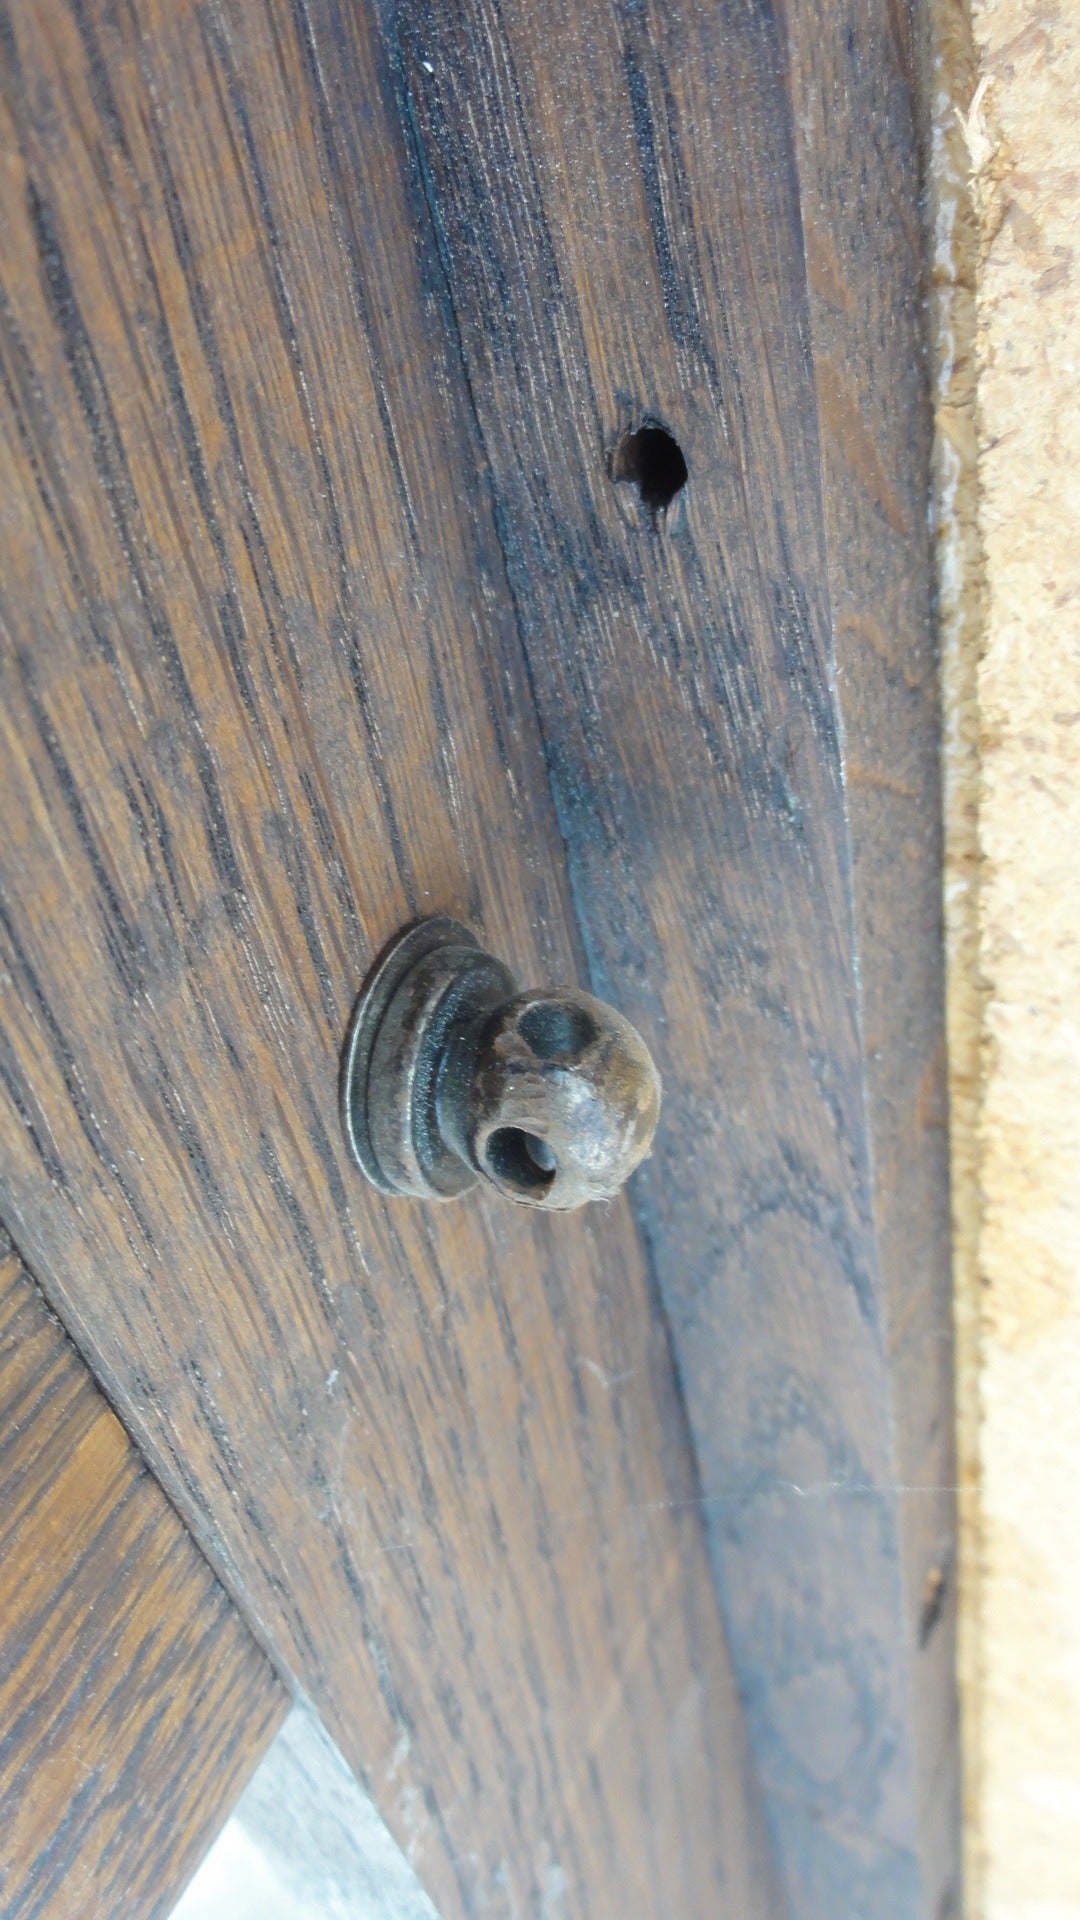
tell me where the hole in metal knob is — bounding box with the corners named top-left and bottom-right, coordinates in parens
top-left (518, 999), bottom-right (597, 1061)
top-left (485, 1127), bottom-right (558, 1192)
top-left (340, 917), bottom-right (660, 1211)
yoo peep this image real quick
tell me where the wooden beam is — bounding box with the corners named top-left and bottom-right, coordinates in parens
top-left (386, 0), bottom-right (955, 1910)
top-left (780, 4), bottom-right (962, 1911)
top-left (0, 4), bottom-right (777, 1915)
top-left (0, 1239), bottom-right (286, 1919)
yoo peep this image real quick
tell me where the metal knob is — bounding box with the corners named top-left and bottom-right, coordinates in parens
top-left (340, 917), bottom-right (661, 1211)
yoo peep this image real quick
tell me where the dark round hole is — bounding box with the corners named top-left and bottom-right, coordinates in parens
top-left (518, 999), bottom-right (597, 1062)
top-left (485, 1127), bottom-right (557, 1191)
top-left (610, 423), bottom-right (688, 515)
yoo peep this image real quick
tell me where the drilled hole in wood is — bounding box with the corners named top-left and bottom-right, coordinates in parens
top-left (610, 423), bottom-right (688, 516)
top-left (485, 1127), bottom-right (557, 1190)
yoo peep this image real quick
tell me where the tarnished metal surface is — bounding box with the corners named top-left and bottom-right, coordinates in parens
top-left (340, 918), bottom-right (660, 1210)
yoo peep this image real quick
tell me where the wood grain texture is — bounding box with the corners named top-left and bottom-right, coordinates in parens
top-left (0, 1236), bottom-right (286, 1920)
top-left (780, 5), bottom-right (962, 1914)
top-left (388, 0), bottom-right (953, 1913)
top-left (0, 5), bottom-right (779, 1919)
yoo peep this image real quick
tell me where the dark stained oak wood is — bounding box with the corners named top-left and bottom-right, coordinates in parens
top-left (0, 1236), bottom-right (287, 1920)
top-left (0, 0), bottom-right (957, 1914)
top-left (0, 5), bottom-right (779, 1918)
top-left (387, 0), bottom-right (956, 1913)
top-left (780, 5), bottom-right (962, 1913)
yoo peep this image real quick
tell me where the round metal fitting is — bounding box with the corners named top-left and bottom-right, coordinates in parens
top-left (340, 917), bottom-right (661, 1211)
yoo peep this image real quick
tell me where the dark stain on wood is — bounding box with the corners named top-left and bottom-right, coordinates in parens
top-left (389, 0), bottom-right (955, 1910)
top-left (0, 0), bottom-right (956, 1914)
top-left (0, 4), bottom-right (780, 1916)
top-left (780, 2), bottom-right (961, 1907)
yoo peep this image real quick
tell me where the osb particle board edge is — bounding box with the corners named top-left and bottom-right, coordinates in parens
top-left (928, 1), bottom-right (1080, 1914)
